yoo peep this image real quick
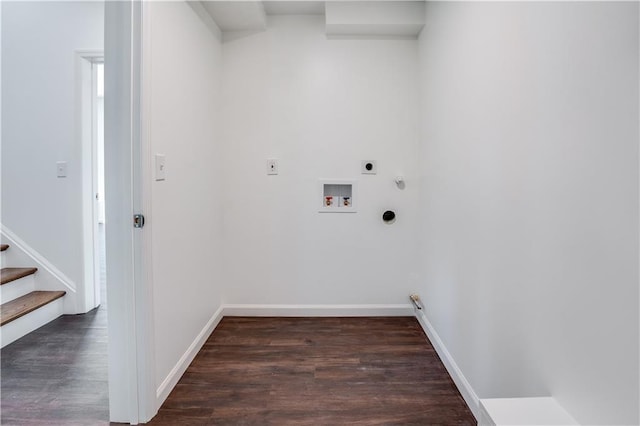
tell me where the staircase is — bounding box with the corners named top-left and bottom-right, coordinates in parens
top-left (1, 244), bottom-right (66, 347)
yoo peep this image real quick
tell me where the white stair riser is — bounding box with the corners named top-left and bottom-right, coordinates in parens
top-left (0, 275), bottom-right (36, 304)
top-left (0, 297), bottom-right (64, 348)
top-left (0, 252), bottom-right (6, 268)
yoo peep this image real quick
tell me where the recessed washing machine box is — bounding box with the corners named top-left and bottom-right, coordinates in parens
top-left (319, 180), bottom-right (357, 213)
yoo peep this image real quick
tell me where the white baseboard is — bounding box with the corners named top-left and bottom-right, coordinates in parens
top-left (155, 305), bottom-right (225, 407)
top-left (414, 308), bottom-right (480, 420)
top-left (222, 303), bottom-right (414, 317)
top-left (1, 225), bottom-right (77, 314)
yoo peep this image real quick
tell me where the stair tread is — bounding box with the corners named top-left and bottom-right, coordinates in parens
top-left (0, 244), bottom-right (8, 252)
top-left (1, 291), bottom-right (66, 326)
top-left (1, 268), bottom-right (38, 286)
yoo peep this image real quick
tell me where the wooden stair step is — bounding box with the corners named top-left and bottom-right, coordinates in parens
top-left (1, 291), bottom-right (66, 326)
top-left (0, 244), bottom-right (8, 252)
top-left (1, 268), bottom-right (38, 286)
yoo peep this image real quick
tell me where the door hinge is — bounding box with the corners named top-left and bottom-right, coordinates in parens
top-left (133, 214), bottom-right (145, 229)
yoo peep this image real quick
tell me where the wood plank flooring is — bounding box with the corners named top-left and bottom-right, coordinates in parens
top-left (0, 303), bottom-right (109, 425)
top-left (150, 316), bottom-right (476, 425)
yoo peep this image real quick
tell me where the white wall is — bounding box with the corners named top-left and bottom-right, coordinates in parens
top-left (417, 2), bottom-right (639, 424)
top-left (1, 1), bottom-right (103, 290)
top-left (147, 1), bottom-right (224, 394)
top-left (221, 15), bottom-right (421, 306)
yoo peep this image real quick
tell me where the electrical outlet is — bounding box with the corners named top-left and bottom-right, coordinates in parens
top-left (267, 159), bottom-right (278, 175)
top-left (361, 160), bottom-right (377, 174)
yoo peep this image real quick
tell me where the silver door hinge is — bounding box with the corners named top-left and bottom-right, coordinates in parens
top-left (133, 214), bottom-right (145, 228)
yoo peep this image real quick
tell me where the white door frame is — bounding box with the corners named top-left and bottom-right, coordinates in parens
top-left (105, 1), bottom-right (156, 423)
top-left (77, 49), bottom-right (104, 314)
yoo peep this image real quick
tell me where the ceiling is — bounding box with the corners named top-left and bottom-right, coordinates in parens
top-left (199, 1), bottom-right (325, 33)
top-left (197, 1), bottom-right (425, 38)
top-left (200, 2), bottom-right (267, 32)
top-left (263, 1), bottom-right (325, 15)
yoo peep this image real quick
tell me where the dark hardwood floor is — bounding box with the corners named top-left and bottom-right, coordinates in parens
top-left (1, 304), bottom-right (109, 426)
top-left (150, 316), bottom-right (476, 425)
top-left (1, 225), bottom-right (109, 426)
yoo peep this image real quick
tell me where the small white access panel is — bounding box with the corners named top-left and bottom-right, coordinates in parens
top-left (319, 180), bottom-right (357, 213)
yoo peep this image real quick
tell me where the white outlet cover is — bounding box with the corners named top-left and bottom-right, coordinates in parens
top-left (361, 160), bottom-right (377, 174)
top-left (267, 159), bottom-right (278, 175)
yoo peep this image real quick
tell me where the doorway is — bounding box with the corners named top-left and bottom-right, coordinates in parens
top-left (79, 51), bottom-right (106, 313)
top-left (1, 55), bottom-right (110, 423)
top-left (94, 61), bottom-right (106, 309)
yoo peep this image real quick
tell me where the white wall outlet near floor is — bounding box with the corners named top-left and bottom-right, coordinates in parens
top-left (361, 160), bottom-right (377, 174)
top-left (267, 159), bottom-right (278, 175)
top-left (155, 154), bottom-right (166, 181)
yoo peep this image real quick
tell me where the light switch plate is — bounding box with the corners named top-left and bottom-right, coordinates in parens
top-left (56, 161), bottom-right (67, 178)
top-left (155, 154), bottom-right (166, 181)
